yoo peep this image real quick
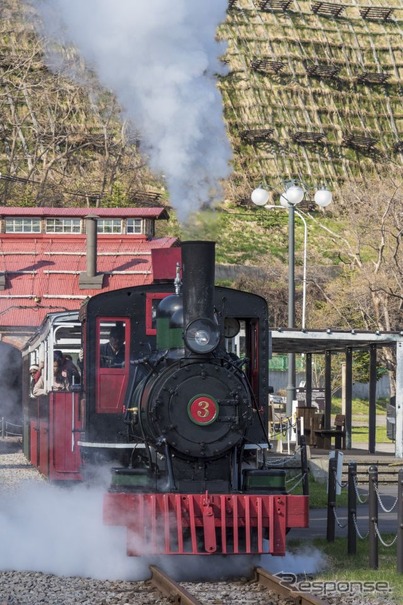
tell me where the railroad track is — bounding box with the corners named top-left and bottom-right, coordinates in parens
top-left (149, 564), bottom-right (328, 605)
top-left (255, 567), bottom-right (328, 605)
top-left (150, 565), bottom-right (200, 605)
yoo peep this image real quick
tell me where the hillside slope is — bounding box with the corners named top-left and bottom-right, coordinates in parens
top-left (0, 0), bottom-right (401, 209)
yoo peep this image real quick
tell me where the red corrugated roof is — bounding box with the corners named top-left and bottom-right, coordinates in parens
top-left (0, 232), bottom-right (178, 329)
top-left (0, 206), bottom-right (169, 218)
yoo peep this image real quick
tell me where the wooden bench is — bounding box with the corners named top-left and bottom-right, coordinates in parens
top-left (296, 407), bottom-right (324, 447)
top-left (314, 414), bottom-right (346, 449)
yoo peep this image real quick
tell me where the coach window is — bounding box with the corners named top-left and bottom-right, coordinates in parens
top-left (224, 318), bottom-right (243, 357)
top-left (98, 321), bottom-right (127, 368)
top-left (97, 319), bottom-right (129, 414)
top-left (225, 318), bottom-right (258, 388)
top-left (145, 292), bottom-right (168, 335)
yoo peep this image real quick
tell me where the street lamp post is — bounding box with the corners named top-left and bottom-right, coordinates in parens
top-left (287, 200), bottom-right (297, 417)
top-left (251, 182), bottom-right (332, 417)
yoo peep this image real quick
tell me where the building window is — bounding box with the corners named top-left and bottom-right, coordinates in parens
top-left (5, 218), bottom-right (41, 233)
top-left (97, 219), bottom-right (122, 234)
top-left (127, 219), bottom-right (143, 234)
top-left (46, 218), bottom-right (81, 233)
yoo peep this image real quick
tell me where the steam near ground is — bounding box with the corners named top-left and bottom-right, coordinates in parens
top-left (0, 477), bottom-right (325, 581)
top-left (25, 0), bottom-right (232, 222)
top-left (0, 480), bottom-right (146, 580)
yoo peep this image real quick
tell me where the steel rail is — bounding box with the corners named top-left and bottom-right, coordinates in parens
top-left (149, 565), bottom-right (201, 605)
top-left (150, 564), bottom-right (329, 605)
top-left (255, 567), bottom-right (329, 605)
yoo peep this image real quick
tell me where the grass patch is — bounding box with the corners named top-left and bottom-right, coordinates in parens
top-left (308, 475), bottom-right (347, 508)
top-left (292, 473), bottom-right (348, 508)
top-left (329, 397), bottom-right (389, 442)
top-left (353, 424), bottom-right (388, 443)
top-left (332, 397), bottom-right (388, 415)
top-left (287, 536), bottom-right (403, 602)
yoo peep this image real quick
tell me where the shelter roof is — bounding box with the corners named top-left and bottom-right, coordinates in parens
top-left (271, 328), bottom-right (403, 354)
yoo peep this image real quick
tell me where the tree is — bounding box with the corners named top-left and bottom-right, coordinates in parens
top-left (0, 0), bottom-right (161, 207)
top-left (307, 176), bottom-right (403, 395)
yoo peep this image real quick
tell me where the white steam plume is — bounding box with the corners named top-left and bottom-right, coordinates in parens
top-left (260, 546), bottom-right (327, 575)
top-left (27, 0), bottom-right (232, 221)
top-left (0, 481), bottom-right (150, 580)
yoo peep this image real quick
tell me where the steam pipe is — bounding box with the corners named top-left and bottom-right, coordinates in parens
top-left (85, 215), bottom-right (98, 278)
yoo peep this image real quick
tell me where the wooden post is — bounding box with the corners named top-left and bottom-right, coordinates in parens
top-left (326, 456), bottom-right (337, 542)
top-left (347, 462), bottom-right (357, 555)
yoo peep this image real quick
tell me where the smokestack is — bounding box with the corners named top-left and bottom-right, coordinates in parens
top-left (79, 215), bottom-right (104, 289)
top-left (182, 241), bottom-right (215, 326)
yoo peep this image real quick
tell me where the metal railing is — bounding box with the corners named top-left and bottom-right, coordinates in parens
top-left (326, 455), bottom-right (403, 573)
top-left (1, 417), bottom-right (23, 438)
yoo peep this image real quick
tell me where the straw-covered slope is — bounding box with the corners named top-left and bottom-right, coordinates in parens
top-left (219, 0), bottom-right (403, 200)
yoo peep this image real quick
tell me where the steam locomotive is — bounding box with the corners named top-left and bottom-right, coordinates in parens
top-left (22, 240), bottom-right (308, 556)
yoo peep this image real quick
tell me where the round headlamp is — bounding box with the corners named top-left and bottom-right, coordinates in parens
top-left (184, 318), bottom-right (220, 354)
